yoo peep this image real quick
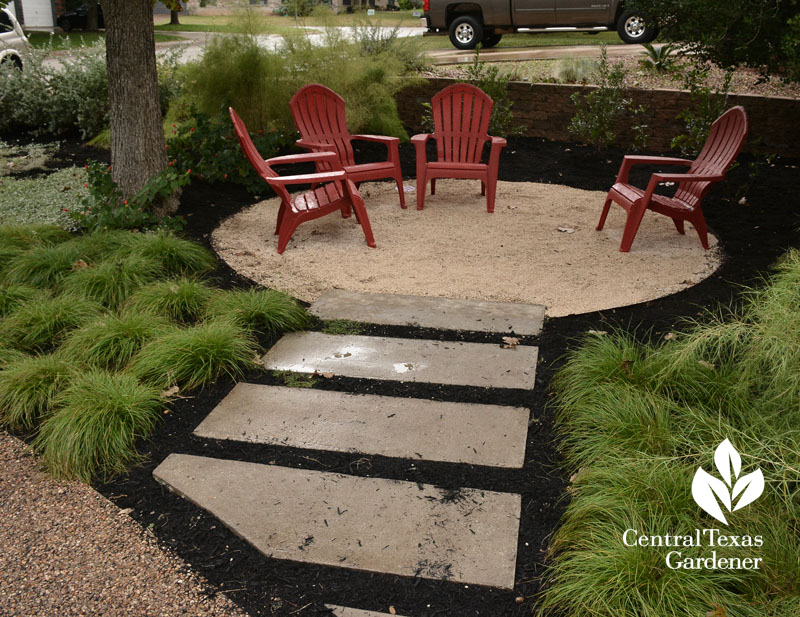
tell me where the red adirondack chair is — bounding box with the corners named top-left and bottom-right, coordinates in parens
top-left (289, 84), bottom-right (406, 209)
top-left (411, 83), bottom-right (507, 212)
top-left (597, 106), bottom-right (749, 252)
top-left (229, 107), bottom-right (376, 254)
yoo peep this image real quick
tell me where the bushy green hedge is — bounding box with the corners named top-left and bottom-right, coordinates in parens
top-left (0, 224), bottom-right (308, 482)
top-left (541, 251), bottom-right (800, 617)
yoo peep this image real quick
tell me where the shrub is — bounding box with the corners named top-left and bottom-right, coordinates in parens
top-left (671, 64), bottom-right (733, 156)
top-left (0, 354), bottom-right (74, 431)
top-left (3, 242), bottom-right (89, 289)
top-left (638, 42), bottom-right (681, 73)
top-left (34, 370), bottom-right (163, 482)
top-left (113, 230), bottom-right (216, 276)
top-left (205, 288), bottom-right (308, 334)
top-left (1, 294), bottom-right (102, 351)
top-left (59, 312), bottom-right (172, 371)
top-left (0, 224), bottom-right (72, 250)
top-left (0, 285), bottom-right (47, 318)
top-left (64, 230), bottom-right (140, 262)
top-left (60, 255), bottom-right (162, 309)
top-left (0, 347), bottom-right (28, 370)
top-left (125, 278), bottom-right (217, 323)
top-left (130, 319), bottom-right (259, 390)
top-left (551, 57), bottom-right (598, 84)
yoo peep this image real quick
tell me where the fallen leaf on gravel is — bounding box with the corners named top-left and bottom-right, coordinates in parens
top-left (557, 226), bottom-right (575, 234)
top-left (234, 250), bottom-right (256, 257)
top-left (312, 370), bottom-right (335, 378)
top-left (389, 607), bottom-right (397, 615)
top-left (502, 336), bottom-right (520, 349)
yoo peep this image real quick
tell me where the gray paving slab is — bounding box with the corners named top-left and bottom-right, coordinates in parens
top-left (262, 332), bottom-right (538, 389)
top-left (326, 605), bottom-right (404, 617)
top-left (194, 384), bottom-right (529, 468)
top-left (310, 290), bottom-right (545, 336)
top-left (153, 454), bottom-right (521, 589)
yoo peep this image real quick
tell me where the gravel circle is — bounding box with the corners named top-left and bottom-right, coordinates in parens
top-left (0, 431), bottom-right (249, 617)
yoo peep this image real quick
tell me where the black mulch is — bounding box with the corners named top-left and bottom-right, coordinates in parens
top-left (52, 135), bottom-right (798, 617)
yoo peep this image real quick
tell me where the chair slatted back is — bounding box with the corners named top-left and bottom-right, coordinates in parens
top-left (290, 84), bottom-right (356, 170)
top-left (675, 106), bottom-right (749, 208)
top-left (229, 107), bottom-right (291, 205)
top-left (431, 83), bottom-right (493, 165)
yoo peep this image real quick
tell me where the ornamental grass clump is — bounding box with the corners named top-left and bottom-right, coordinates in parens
top-left (0, 285), bottom-right (47, 317)
top-left (0, 224), bottom-right (72, 250)
top-left (115, 230), bottom-right (216, 276)
top-left (60, 255), bottom-right (162, 309)
top-left (541, 249), bottom-right (800, 617)
top-left (0, 354), bottom-right (74, 431)
top-left (130, 319), bottom-right (258, 390)
top-left (0, 294), bottom-right (102, 351)
top-left (205, 288), bottom-right (309, 334)
top-left (125, 278), bottom-right (217, 323)
top-left (0, 347), bottom-right (28, 370)
top-left (59, 312), bottom-right (173, 371)
top-left (34, 370), bottom-right (163, 482)
top-left (2, 241), bottom-right (88, 289)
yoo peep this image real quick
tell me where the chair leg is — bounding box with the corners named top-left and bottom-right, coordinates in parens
top-left (597, 195), bottom-right (613, 231)
top-left (277, 214), bottom-right (301, 254)
top-left (395, 174), bottom-right (406, 209)
top-left (416, 170), bottom-right (428, 210)
top-left (275, 203), bottom-right (287, 236)
top-left (430, 179), bottom-right (436, 195)
top-left (673, 218), bottom-right (685, 234)
top-left (486, 176), bottom-right (498, 213)
top-left (619, 203), bottom-right (648, 253)
top-left (692, 214), bottom-right (710, 249)
top-left (481, 181), bottom-right (486, 196)
top-left (351, 195), bottom-right (377, 248)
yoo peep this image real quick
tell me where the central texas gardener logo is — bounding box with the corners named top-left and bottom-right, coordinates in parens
top-left (692, 439), bottom-right (765, 525)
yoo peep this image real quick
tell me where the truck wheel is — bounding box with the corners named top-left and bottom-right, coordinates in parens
top-left (449, 15), bottom-right (483, 50)
top-left (482, 33), bottom-right (502, 48)
top-left (616, 10), bottom-right (657, 44)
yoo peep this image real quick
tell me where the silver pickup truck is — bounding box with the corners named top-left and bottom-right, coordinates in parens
top-left (422, 0), bottom-right (656, 49)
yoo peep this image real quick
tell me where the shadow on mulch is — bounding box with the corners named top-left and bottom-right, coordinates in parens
top-left (74, 135), bottom-right (799, 617)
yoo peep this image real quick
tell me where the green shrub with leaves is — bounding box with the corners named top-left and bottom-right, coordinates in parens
top-left (0, 354), bottom-right (74, 431)
top-left (540, 249), bottom-right (800, 617)
top-left (60, 255), bottom-right (162, 309)
top-left (205, 288), bottom-right (308, 334)
top-left (569, 45), bottom-right (648, 151)
top-left (639, 42), bottom-right (681, 73)
top-left (0, 224), bottom-right (72, 250)
top-left (59, 312), bottom-right (172, 372)
top-left (2, 242), bottom-right (88, 289)
top-left (1, 294), bottom-right (102, 351)
top-left (671, 65), bottom-right (733, 156)
top-left (130, 319), bottom-right (258, 390)
top-left (551, 57), bottom-right (598, 84)
top-left (125, 278), bottom-right (217, 323)
top-left (111, 230), bottom-right (216, 276)
top-left (34, 370), bottom-right (163, 482)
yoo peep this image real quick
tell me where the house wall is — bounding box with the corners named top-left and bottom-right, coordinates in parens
top-left (17, 0), bottom-right (55, 28)
top-left (396, 77), bottom-right (800, 157)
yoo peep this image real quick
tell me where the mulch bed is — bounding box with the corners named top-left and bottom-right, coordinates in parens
top-left (55, 135), bottom-right (800, 616)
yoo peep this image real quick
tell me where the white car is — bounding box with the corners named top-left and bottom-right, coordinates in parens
top-left (1, 7), bottom-right (30, 70)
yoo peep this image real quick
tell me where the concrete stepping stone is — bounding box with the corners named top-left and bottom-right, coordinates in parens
top-left (325, 605), bottom-right (405, 617)
top-left (193, 384), bottom-right (529, 468)
top-left (154, 454), bottom-right (521, 589)
top-left (310, 290), bottom-right (545, 336)
top-left (262, 332), bottom-right (538, 390)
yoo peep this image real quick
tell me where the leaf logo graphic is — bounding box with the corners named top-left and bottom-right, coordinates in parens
top-left (692, 439), bottom-right (764, 525)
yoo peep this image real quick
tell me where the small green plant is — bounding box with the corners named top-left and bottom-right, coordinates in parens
top-left (671, 64), bottom-right (734, 156)
top-left (639, 42), bottom-right (681, 73)
top-left (0, 347), bottom-right (28, 370)
top-left (0, 294), bottom-right (102, 351)
top-left (130, 319), bottom-right (259, 390)
top-left (0, 354), bottom-right (74, 431)
top-left (205, 288), bottom-right (308, 334)
top-left (321, 319), bottom-right (364, 335)
top-left (60, 256), bottom-right (162, 309)
top-left (551, 57), bottom-right (598, 84)
top-left (0, 224), bottom-right (72, 250)
top-left (64, 230), bottom-right (140, 262)
top-left (112, 229), bottom-right (216, 276)
top-left (569, 45), bottom-right (647, 150)
top-left (0, 285), bottom-right (47, 318)
top-left (2, 242), bottom-right (88, 289)
top-left (34, 370), bottom-right (163, 482)
top-left (59, 312), bottom-right (172, 371)
top-left (125, 278), bottom-right (217, 323)
top-left (71, 161), bottom-right (189, 232)
top-left (272, 369), bottom-right (317, 388)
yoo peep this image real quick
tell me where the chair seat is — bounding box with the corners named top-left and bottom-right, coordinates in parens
top-left (293, 183), bottom-right (344, 214)
top-left (610, 183), bottom-right (694, 213)
top-left (427, 162), bottom-right (487, 172)
top-left (344, 161), bottom-right (398, 179)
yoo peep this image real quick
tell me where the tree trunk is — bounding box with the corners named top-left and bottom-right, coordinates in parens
top-left (170, 9), bottom-right (180, 25)
top-left (86, 0), bottom-right (99, 31)
top-left (100, 0), bottom-right (173, 216)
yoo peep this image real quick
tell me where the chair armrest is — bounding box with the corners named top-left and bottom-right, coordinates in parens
top-left (652, 172), bottom-right (725, 183)
top-left (266, 170), bottom-right (347, 186)
top-left (490, 136), bottom-right (508, 147)
top-left (351, 134), bottom-right (400, 145)
top-left (410, 133), bottom-right (432, 145)
top-left (295, 139), bottom-right (338, 153)
top-left (266, 151), bottom-right (342, 170)
top-left (617, 155), bottom-right (693, 183)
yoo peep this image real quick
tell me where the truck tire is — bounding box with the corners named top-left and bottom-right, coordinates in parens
top-left (449, 15), bottom-right (483, 50)
top-left (616, 10), bottom-right (657, 44)
top-left (482, 33), bottom-right (502, 48)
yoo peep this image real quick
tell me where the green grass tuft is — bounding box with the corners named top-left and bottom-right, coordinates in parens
top-left (205, 288), bottom-right (309, 334)
top-left (2, 242), bottom-right (88, 289)
top-left (320, 319), bottom-right (364, 335)
top-left (0, 347), bottom-right (29, 370)
top-left (271, 369), bottom-right (317, 388)
top-left (0, 294), bottom-right (103, 351)
top-left (59, 312), bottom-right (173, 371)
top-left (34, 370), bottom-right (163, 482)
top-left (0, 285), bottom-right (48, 317)
top-left (113, 231), bottom-right (216, 276)
top-left (63, 230), bottom-right (140, 262)
top-left (60, 255), bottom-right (162, 309)
top-left (125, 278), bottom-right (217, 323)
top-left (0, 224), bottom-right (72, 250)
top-left (0, 354), bottom-right (74, 431)
top-left (130, 319), bottom-right (259, 390)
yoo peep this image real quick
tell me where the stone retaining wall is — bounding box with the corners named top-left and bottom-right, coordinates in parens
top-left (396, 77), bottom-right (800, 156)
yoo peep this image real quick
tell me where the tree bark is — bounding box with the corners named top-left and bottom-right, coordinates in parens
top-left (86, 0), bottom-right (99, 31)
top-left (100, 0), bottom-right (173, 216)
top-left (170, 9), bottom-right (180, 25)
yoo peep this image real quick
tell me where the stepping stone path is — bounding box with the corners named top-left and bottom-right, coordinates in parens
top-left (153, 292), bottom-right (545, 604)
